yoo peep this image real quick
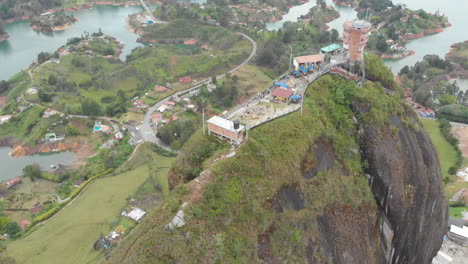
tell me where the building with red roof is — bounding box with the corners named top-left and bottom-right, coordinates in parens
top-left (179, 76), bottom-right (192, 83)
top-left (154, 85), bottom-right (168, 92)
top-left (271, 87), bottom-right (294, 102)
top-left (21, 220), bottom-right (30, 230)
top-left (171, 115), bottom-right (179, 121)
top-left (6, 177), bottom-right (22, 189)
top-left (152, 113), bottom-right (162, 124)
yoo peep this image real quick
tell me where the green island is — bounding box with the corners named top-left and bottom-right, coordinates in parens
top-left (0, 0), bottom-right (466, 263)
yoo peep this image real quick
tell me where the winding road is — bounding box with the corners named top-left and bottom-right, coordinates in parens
top-left (138, 32), bottom-right (257, 152)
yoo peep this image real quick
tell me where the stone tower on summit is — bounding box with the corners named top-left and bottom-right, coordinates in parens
top-left (343, 20), bottom-right (372, 62)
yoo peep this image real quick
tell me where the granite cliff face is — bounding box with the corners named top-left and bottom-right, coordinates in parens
top-left (105, 76), bottom-right (447, 264)
top-left (359, 112), bottom-right (448, 264)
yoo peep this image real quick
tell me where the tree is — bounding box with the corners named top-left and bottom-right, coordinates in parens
top-left (439, 94), bottom-right (457, 106)
top-left (330, 29), bottom-right (339, 42)
top-left (48, 74), bottom-right (57, 86)
top-left (0, 19), bottom-right (5, 34)
top-left (81, 98), bottom-right (102, 116)
top-left (4, 221), bottom-right (20, 235)
top-left (0, 80), bottom-right (10, 94)
top-left (23, 164), bottom-right (41, 181)
top-left (65, 125), bottom-right (79, 136)
top-left (37, 52), bottom-right (51, 64)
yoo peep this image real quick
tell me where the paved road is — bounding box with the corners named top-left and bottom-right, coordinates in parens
top-left (138, 0), bottom-right (166, 24)
top-left (138, 32), bottom-right (257, 152)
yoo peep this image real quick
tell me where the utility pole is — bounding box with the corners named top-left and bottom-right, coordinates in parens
top-left (202, 105), bottom-right (205, 135)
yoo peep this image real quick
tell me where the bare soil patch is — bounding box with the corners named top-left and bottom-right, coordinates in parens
top-left (452, 125), bottom-right (468, 158)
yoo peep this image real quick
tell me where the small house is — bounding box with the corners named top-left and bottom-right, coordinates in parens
top-left (73, 179), bottom-right (84, 188)
top-left (179, 76), bottom-right (192, 83)
top-left (207, 116), bottom-right (244, 145)
top-left (122, 208), bottom-right (146, 222)
top-left (6, 177), bottom-right (22, 189)
top-left (134, 99), bottom-right (144, 107)
top-left (157, 105), bottom-right (168, 113)
top-left (0, 115), bottom-right (12, 125)
top-left (183, 38), bottom-right (198, 45)
top-left (43, 108), bottom-right (59, 118)
top-left (26, 87), bottom-right (38, 95)
top-left (21, 220), bottom-right (30, 230)
top-left (271, 87), bottom-right (293, 102)
top-left (154, 85), bottom-right (168, 92)
top-left (30, 203), bottom-right (43, 215)
top-left (44, 133), bottom-right (57, 142)
top-left (152, 113), bottom-right (162, 124)
top-left (171, 115), bottom-right (179, 121)
top-left (165, 101), bottom-right (176, 109)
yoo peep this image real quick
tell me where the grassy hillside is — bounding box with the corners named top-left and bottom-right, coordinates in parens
top-left (105, 75), bottom-right (404, 263)
top-left (421, 119), bottom-right (458, 183)
top-left (5, 147), bottom-right (175, 264)
top-left (27, 26), bottom-right (250, 116)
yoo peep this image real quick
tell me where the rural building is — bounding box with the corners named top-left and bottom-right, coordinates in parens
top-left (448, 224), bottom-right (468, 246)
top-left (43, 108), bottom-right (59, 118)
top-left (171, 115), bottom-right (179, 121)
top-left (293, 54), bottom-right (324, 71)
top-left (134, 99), bottom-right (145, 107)
top-left (114, 131), bottom-right (124, 140)
top-left (184, 38), bottom-right (198, 45)
top-left (320, 43), bottom-right (341, 55)
top-left (179, 76), bottom-right (192, 83)
top-left (6, 177), bottom-right (22, 189)
top-left (165, 101), bottom-right (176, 109)
top-left (122, 207), bottom-right (146, 222)
top-left (152, 113), bottom-right (162, 124)
top-left (21, 220), bottom-right (30, 230)
top-left (154, 85), bottom-right (168, 92)
top-left (343, 20), bottom-right (372, 62)
top-left (26, 87), bottom-right (38, 95)
top-left (157, 104), bottom-right (168, 113)
top-left (30, 203), bottom-right (43, 215)
top-left (207, 116), bottom-right (244, 144)
top-left (271, 87), bottom-right (294, 102)
top-left (73, 179), bottom-right (84, 188)
top-left (0, 115), bottom-right (12, 125)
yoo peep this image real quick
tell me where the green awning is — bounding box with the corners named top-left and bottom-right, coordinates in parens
top-left (321, 43), bottom-right (341, 53)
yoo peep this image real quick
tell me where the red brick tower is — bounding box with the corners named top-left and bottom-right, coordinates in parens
top-left (343, 20), bottom-right (372, 62)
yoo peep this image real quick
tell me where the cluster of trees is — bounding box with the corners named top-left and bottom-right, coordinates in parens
top-left (0, 200), bottom-right (21, 239)
top-left (157, 119), bottom-right (197, 150)
top-left (256, 20), bottom-right (338, 74)
top-left (0, 80), bottom-right (10, 94)
top-left (0, 0), bottom-right (63, 20)
top-left (23, 163), bottom-right (42, 181)
top-left (399, 55), bottom-right (468, 109)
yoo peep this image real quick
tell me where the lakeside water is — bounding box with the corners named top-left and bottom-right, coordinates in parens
top-left (0, 5), bottom-right (143, 81)
top-left (384, 0), bottom-right (468, 73)
top-left (0, 146), bottom-right (77, 182)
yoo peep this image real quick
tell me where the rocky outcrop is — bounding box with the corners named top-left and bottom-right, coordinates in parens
top-left (359, 112), bottom-right (448, 264)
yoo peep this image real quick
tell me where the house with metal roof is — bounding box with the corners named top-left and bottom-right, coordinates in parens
top-left (207, 116), bottom-right (244, 145)
top-left (271, 87), bottom-right (294, 102)
top-left (293, 54), bottom-right (324, 71)
top-left (321, 43), bottom-right (341, 54)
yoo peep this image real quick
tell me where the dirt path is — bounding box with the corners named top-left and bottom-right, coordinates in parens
top-left (451, 123), bottom-right (468, 158)
top-left (169, 56), bottom-right (177, 76)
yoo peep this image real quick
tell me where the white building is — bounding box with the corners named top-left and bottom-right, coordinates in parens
top-left (448, 225), bottom-right (468, 246)
top-left (207, 116), bottom-right (244, 145)
top-left (122, 208), bottom-right (146, 222)
top-left (0, 115), bottom-right (12, 125)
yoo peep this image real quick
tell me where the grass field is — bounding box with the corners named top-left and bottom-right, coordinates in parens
top-left (421, 119), bottom-right (458, 183)
top-left (449, 206), bottom-right (468, 218)
top-left (5, 150), bottom-right (175, 264)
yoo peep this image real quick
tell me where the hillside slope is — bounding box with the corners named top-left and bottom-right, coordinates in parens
top-left (105, 75), bottom-right (447, 264)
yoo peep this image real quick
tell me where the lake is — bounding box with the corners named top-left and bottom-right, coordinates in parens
top-left (266, 0), bottom-right (468, 74)
top-left (0, 5), bottom-right (144, 81)
top-left (0, 146), bottom-right (77, 182)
